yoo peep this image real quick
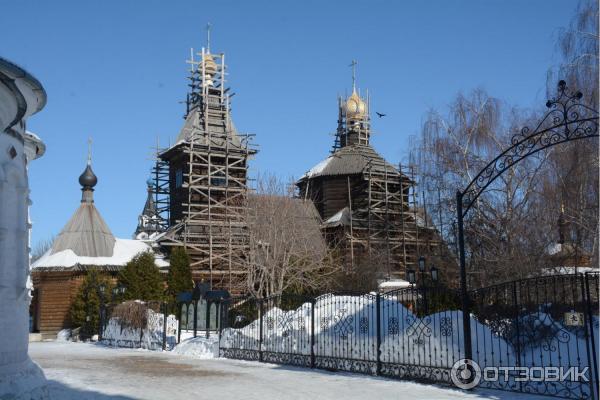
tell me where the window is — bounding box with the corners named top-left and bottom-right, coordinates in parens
top-left (175, 169), bottom-right (183, 188)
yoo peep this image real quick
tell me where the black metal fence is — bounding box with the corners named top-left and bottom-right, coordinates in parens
top-left (218, 273), bottom-right (599, 400)
top-left (470, 273), bottom-right (599, 399)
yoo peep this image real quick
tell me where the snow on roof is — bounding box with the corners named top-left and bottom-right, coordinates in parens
top-left (326, 208), bottom-right (345, 223)
top-left (323, 207), bottom-right (350, 228)
top-left (378, 279), bottom-right (412, 290)
top-left (302, 156), bottom-right (333, 179)
top-left (546, 243), bottom-right (562, 256)
top-left (541, 266), bottom-right (599, 276)
top-left (32, 238), bottom-right (158, 270)
top-left (299, 145), bottom-right (404, 181)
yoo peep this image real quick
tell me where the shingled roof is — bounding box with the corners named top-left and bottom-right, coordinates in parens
top-left (50, 163), bottom-right (116, 258)
top-left (300, 144), bottom-right (402, 180)
top-left (173, 105), bottom-right (244, 148)
top-left (51, 201), bottom-right (116, 257)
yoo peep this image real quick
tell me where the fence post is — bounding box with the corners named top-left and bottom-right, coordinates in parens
top-left (193, 300), bottom-right (198, 338)
top-left (310, 298), bottom-right (315, 369)
top-left (177, 303), bottom-right (182, 344)
top-left (98, 303), bottom-right (105, 341)
top-left (456, 191), bottom-right (473, 363)
top-left (511, 281), bottom-right (522, 392)
top-left (584, 273), bottom-right (599, 400)
top-left (217, 300), bottom-right (222, 357)
top-left (259, 299), bottom-right (264, 362)
top-left (162, 302), bottom-right (168, 351)
top-left (581, 274), bottom-right (598, 400)
top-left (206, 301), bottom-right (211, 339)
top-left (376, 293), bottom-right (381, 376)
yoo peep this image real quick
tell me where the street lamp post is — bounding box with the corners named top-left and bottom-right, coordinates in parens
top-left (407, 257), bottom-right (438, 314)
top-left (98, 283), bottom-right (106, 340)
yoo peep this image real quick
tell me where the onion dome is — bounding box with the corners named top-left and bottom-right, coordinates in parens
top-left (79, 164), bottom-right (98, 189)
top-left (345, 90), bottom-right (366, 120)
top-left (146, 177), bottom-right (154, 187)
top-left (202, 53), bottom-right (218, 77)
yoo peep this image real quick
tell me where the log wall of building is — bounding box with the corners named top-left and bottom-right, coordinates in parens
top-left (32, 272), bottom-right (81, 333)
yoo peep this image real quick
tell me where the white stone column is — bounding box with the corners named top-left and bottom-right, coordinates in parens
top-left (0, 59), bottom-right (48, 399)
top-left (0, 134), bottom-right (47, 399)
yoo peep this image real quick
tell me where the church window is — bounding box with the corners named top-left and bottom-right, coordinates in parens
top-left (175, 169), bottom-right (183, 188)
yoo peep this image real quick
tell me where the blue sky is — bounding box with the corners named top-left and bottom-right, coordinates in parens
top-left (1, 0), bottom-right (576, 246)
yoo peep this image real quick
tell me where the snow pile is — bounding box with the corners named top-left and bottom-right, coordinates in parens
top-left (220, 294), bottom-right (597, 370)
top-left (56, 329), bottom-right (71, 342)
top-left (172, 336), bottom-right (219, 359)
top-left (101, 308), bottom-right (178, 350)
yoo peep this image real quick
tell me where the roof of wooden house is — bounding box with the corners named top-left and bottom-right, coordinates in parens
top-left (299, 144), bottom-right (407, 181)
top-left (50, 163), bottom-right (116, 258)
top-left (33, 160), bottom-right (168, 271)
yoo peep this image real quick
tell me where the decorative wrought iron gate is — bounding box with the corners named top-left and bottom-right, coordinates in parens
top-left (218, 273), bottom-right (599, 399)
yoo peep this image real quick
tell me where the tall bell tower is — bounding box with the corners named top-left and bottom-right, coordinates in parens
top-left (156, 26), bottom-right (257, 293)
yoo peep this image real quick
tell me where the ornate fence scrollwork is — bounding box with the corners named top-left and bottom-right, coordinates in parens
top-left (218, 274), bottom-right (599, 400)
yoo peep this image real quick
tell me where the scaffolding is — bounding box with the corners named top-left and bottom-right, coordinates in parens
top-left (151, 139), bottom-right (171, 232)
top-left (301, 67), bottom-right (440, 281)
top-left (157, 45), bottom-right (257, 293)
top-left (338, 161), bottom-right (435, 280)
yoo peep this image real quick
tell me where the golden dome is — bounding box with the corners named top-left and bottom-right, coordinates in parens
top-left (345, 90), bottom-right (366, 119)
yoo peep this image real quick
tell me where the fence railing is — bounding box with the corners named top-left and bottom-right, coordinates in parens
top-left (218, 273), bottom-right (599, 400)
top-left (92, 273), bottom-right (599, 399)
top-left (98, 300), bottom-right (178, 351)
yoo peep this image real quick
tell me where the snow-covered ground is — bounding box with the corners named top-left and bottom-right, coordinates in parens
top-left (30, 341), bottom-right (550, 400)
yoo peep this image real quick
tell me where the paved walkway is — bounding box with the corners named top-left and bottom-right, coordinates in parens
top-left (30, 341), bottom-right (547, 400)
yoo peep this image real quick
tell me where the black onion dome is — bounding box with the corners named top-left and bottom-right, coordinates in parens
top-left (79, 164), bottom-right (98, 188)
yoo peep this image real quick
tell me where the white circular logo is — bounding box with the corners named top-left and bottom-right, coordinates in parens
top-left (451, 359), bottom-right (482, 389)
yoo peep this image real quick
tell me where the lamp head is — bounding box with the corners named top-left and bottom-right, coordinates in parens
top-left (418, 256), bottom-right (426, 272)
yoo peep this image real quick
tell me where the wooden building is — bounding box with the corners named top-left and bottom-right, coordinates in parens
top-left (31, 160), bottom-right (164, 334)
top-left (297, 65), bottom-right (440, 281)
top-left (154, 38), bottom-right (257, 293)
top-left (544, 205), bottom-right (595, 274)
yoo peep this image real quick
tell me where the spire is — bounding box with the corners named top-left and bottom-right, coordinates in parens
top-left (51, 141), bottom-right (115, 257)
top-left (339, 60), bottom-right (369, 147)
top-left (558, 203), bottom-right (567, 244)
top-left (87, 136), bottom-right (92, 166)
top-left (79, 138), bottom-right (98, 202)
top-left (344, 60), bottom-right (367, 123)
top-left (143, 178), bottom-right (157, 216)
top-left (134, 177), bottom-right (162, 240)
top-left (350, 60), bottom-right (357, 92)
top-left (206, 22), bottom-right (211, 53)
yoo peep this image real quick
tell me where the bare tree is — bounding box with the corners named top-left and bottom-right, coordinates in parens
top-left (411, 90), bottom-right (553, 286)
top-left (31, 235), bottom-right (55, 263)
top-left (543, 0), bottom-right (600, 266)
top-left (408, 2), bottom-right (599, 288)
top-left (548, 0), bottom-right (598, 109)
top-left (246, 174), bottom-right (339, 298)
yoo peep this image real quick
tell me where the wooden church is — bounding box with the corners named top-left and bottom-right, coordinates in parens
top-left (154, 36), bottom-right (257, 293)
top-left (31, 157), bottom-right (166, 334)
top-left (296, 64), bottom-right (440, 282)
